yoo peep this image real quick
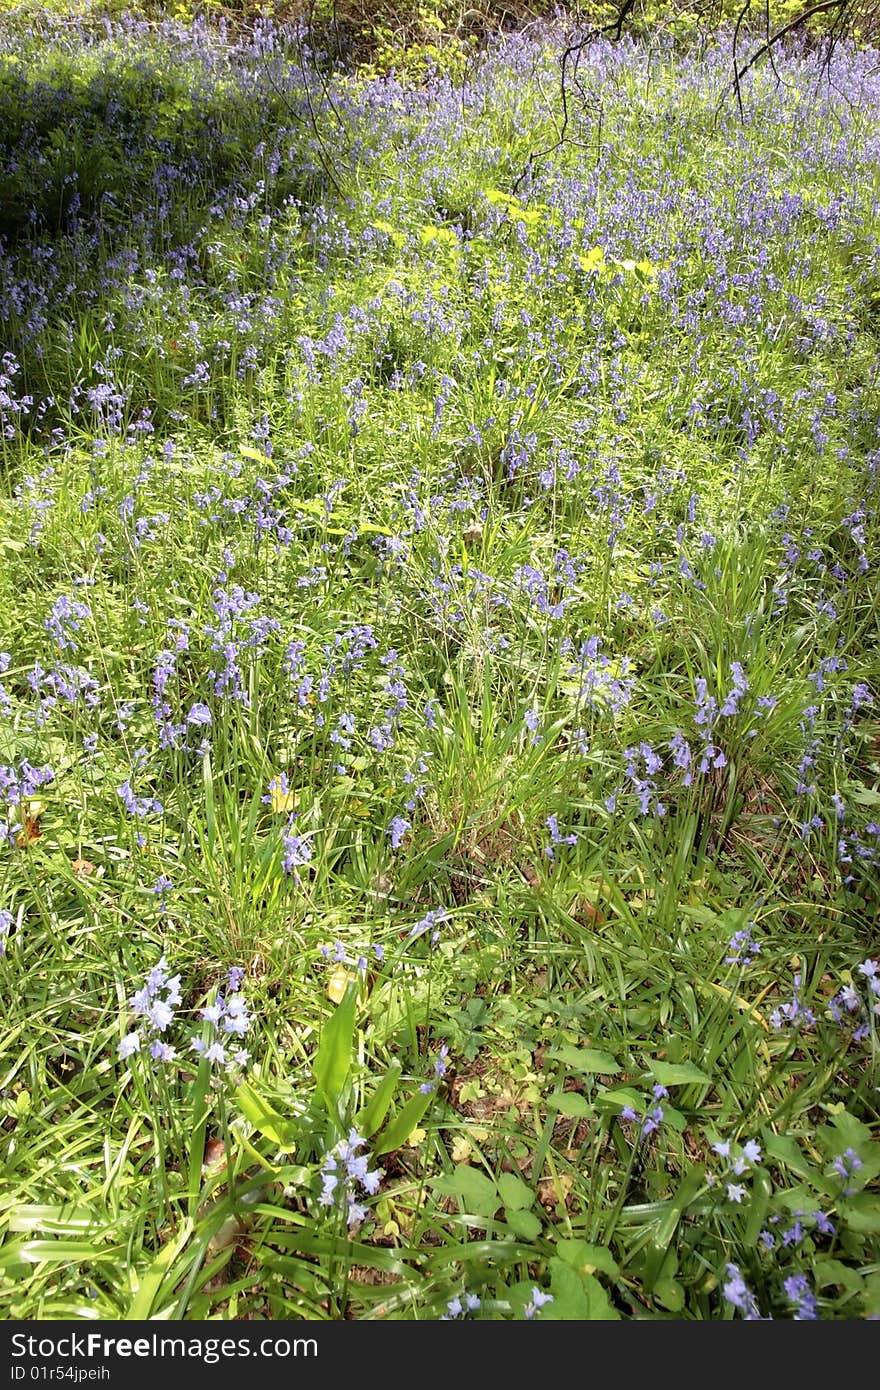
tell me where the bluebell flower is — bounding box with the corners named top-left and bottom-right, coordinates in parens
top-left (544, 814), bottom-right (578, 858)
top-left (784, 1273), bottom-right (819, 1320)
top-left (722, 1264), bottom-right (763, 1319)
top-left (726, 924), bottom-right (760, 966)
top-left (282, 820), bottom-right (313, 877)
top-left (524, 1288), bottom-right (554, 1319)
top-left (388, 816), bottom-right (411, 851)
top-left (319, 1131), bottom-right (383, 1230)
top-left (409, 909), bottom-right (447, 945)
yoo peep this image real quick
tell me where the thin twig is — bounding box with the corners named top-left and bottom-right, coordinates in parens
top-left (729, 0), bottom-right (849, 98)
top-left (512, 0), bottom-right (637, 194)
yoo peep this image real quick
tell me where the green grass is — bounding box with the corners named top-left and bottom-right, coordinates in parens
top-left (0, 11), bottom-right (878, 1320)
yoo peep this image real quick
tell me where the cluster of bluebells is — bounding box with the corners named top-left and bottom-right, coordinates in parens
top-left (725, 922), bottom-right (761, 967)
top-left (722, 1264), bottom-right (765, 1320)
top-left (44, 592), bottom-right (92, 651)
top-left (440, 1292), bottom-right (481, 1319)
top-left (710, 1136), bottom-right (763, 1204)
top-left (620, 1084), bottom-right (668, 1137)
top-left (281, 816), bottom-right (314, 880)
top-left (759, 1206), bottom-right (836, 1251)
top-left (769, 971), bottom-right (816, 1032)
top-left (784, 1274), bottom-right (820, 1320)
top-left (690, 676), bottom-right (729, 774)
top-left (0, 761), bottom-right (54, 847)
top-left (564, 636), bottom-right (635, 715)
top-left (623, 743), bottom-right (666, 817)
top-left (544, 814), bottom-right (578, 858)
top-left (368, 649), bottom-right (410, 754)
top-left (388, 815), bottom-right (411, 851)
top-left (1, 16), bottom-right (880, 1330)
top-left (524, 1287), bottom-right (554, 1319)
top-left (770, 961), bottom-right (877, 1042)
top-left (118, 963), bottom-right (250, 1072)
top-left (403, 750), bottom-right (432, 811)
top-left (318, 1129), bottom-right (382, 1231)
top-left (117, 777), bottom-right (163, 821)
top-left (408, 907), bottom-right (449, 946)
top-left (319, 939), bottom-right (384, 973)
top-left (149, 618), bottom-right (214, 754)
top-left (0, 907), bottom-right (14, 954)
top-left (118, 956), bottom-right (183, 1062)
top-left (514, 563), bottom-right (570, 619)
top-left (827, 959), bottom-right (879, 1044)
top-left (191, 966), bottom-right (251, 1070)
top-left (204, 582), bottom-right (281, 706)
top-left (830, 1147), bottom-right (863, 1196)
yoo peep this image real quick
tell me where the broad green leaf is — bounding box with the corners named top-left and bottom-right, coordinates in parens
top-left (506, 1208), bottom-right (542, 1240)
top-left (497, 1172), bottom-right (534, 1211)
top-left (373, 1087), bottom-right (434, 1156)
top-left (654, 1277), bottom-right (685, 1311)
top-left (841, 1195), bottom-right (880, 1234)
top-left (431, 1165), bottom-right (499, 1219)
top-left (645, 1060), bottom-right (712, 1087)
top-left (356, 1060), bottom-right (402, 1138)
top-left (546, 1090), bottom-right (592, 1118)
top-left (234, 1081), bottom-right (297, 1149)
top-left (826, 1109), bottom-right (873, 1151)
top-left (550, 1259), bottom-right (619, 1319)
top-left (762, 1131), bottom-right (825, 1185)
top-left (548, 1045), bottom-right (621, 1074)
top-left (312, 983), bottom-right (358, 1111)
top-left (813, 1258), bottom-right (863, 1294)
top-left (186, 1051), bottom-right (213, 1219)
top-left (547, 1261), bottom-right (586, 1319)
top-left (661, 1106), bottom-right (687, 1132)
top-left (744, 1167), bottom-right (772, 1247)
top-left (640, 1167), bottom-right (705, 1290)
top-left (8, 1205), bottom-right (100, 1235)
top-left (556, 1239), bottom-right (619, 1278)
top-left (19, 1240), bottom-right (124, 1263)
top-left (126, 1219), bottom-right (193, 1320)
top-left (595, 1087), bottom-right (643, 1111)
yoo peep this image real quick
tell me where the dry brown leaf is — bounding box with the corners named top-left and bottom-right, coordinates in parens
top-left (537, 1174), bottom-right (574, 1207)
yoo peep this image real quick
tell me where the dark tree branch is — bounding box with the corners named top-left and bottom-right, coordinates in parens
top-left (513, 0), bottom-right (637, 194)
top-left (728, 0), bottom-right (849, 102)
top-left (732, 0), bottom-right (754, 121)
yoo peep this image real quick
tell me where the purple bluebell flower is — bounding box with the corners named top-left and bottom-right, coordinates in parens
top-left (726, 924), bottom-right (760, 966)
top-left (544, 814), bottom-right (578, 858)
top-left (319, 1130), bottom-right (383, 1230)
top-left (282, 820), bottom-right (313, 877)
top-left (409, 909), bottom-right (447, 944)
top-left (524, 1288), bottom-right (554, 1319)
top-left (722, 1265), bottom-right (762, 1319)
top-left (388, 816), bottom-right (411, 851)
top-left (784, 1273), bottom-right (819, 1320)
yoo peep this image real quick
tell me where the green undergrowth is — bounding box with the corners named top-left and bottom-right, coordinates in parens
top-left (0, 12), bottom-right (878, 1320)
